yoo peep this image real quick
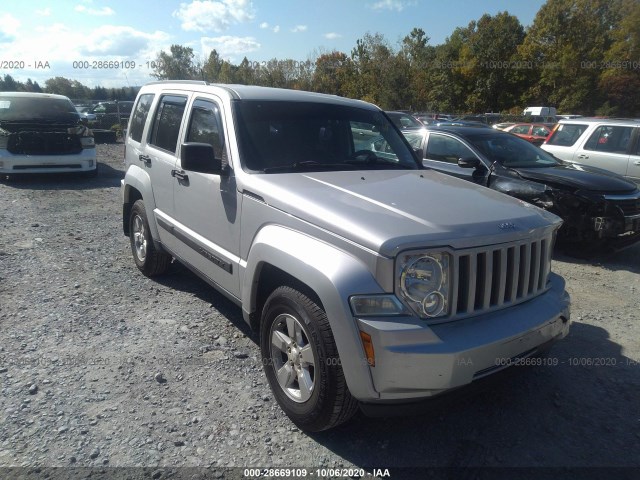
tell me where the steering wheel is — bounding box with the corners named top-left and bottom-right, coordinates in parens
top-left (349, 150), bottom-right (378, 164)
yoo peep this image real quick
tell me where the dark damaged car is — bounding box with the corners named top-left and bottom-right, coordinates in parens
top-left (0, 92), bottom-right (97, 177)
top-left (410, 126), bottom-right (640, 251)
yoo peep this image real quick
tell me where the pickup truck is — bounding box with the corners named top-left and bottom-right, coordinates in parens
top-left (121, 81), bottom-right (571, 431)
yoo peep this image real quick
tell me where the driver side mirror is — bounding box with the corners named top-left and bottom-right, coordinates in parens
top-left (458, 157), bottom-right (483, 169)
top-left (181, 142), bottom-right (226, 175)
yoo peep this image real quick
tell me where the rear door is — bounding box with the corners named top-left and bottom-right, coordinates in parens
top-left (145, 93), bottom-right (189, 252)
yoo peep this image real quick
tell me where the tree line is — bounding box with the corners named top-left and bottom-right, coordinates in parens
top-left (2, 0), bottom-right (639, 115)
top-left (0, 74), bottom-right (139, 102)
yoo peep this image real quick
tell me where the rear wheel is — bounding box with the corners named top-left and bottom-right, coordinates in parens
top-left (260, 286), bottom-right (358, 431)
top-left (129, 199), bottom-right (171, 276)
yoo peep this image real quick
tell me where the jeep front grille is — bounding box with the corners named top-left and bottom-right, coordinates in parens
top-left (449, 234), bottom-right (553, 319)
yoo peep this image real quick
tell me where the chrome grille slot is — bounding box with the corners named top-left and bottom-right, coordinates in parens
top-left (449, 234), bottom-right (553, 320)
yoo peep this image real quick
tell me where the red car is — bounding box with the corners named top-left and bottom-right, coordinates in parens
top-left (504, 123), bottom-right (553, 145)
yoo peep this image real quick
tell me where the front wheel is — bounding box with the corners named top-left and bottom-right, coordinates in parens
top-left (260, 286), bottom-right (358, 431)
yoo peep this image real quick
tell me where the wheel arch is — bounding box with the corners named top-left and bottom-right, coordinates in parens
top-left (241, 225), bottom-right (383, 401)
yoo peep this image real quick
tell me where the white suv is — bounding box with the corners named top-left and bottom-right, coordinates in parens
top-left (0, 92), bottom-right (97, 177)
top-left (541, 118), bottom-right (640, 184)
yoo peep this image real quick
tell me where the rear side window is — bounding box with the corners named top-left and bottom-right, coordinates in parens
top-left (149, 95), bottom-right (187, 153)
top-left (584, 125), bottom-right (633, 154)
top-left (128, 94), bottom-right (154, 142)
top-left (546, 123), bottom-right (588, 147)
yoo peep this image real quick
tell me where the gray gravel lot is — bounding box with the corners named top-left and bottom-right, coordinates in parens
top-left (0, 143), bottom-right (639, 477)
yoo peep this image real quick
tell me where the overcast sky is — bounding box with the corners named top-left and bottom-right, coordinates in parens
top-left (0, 0), bottom-right (546, 88)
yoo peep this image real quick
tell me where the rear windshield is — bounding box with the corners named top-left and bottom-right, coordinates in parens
top-left (0, 96), bottom-right (79, 123)
top-left (546, 123), bottom-right (588, 147)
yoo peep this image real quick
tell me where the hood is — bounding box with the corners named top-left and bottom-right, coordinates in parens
top-left (513, 163), bottom-right (637, 193)
top-left (243, 170), bottom-right (560, 256)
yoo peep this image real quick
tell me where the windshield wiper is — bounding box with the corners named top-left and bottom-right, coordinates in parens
top-left (262, 160), bottom-right (359, 173)
top-left (344, 156), bottom-right (415, 169)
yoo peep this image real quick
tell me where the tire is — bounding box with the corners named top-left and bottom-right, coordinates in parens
top-left (260, 286), bottom-right (359, 431)
top-left (129, 199), bottom-right (171, 276)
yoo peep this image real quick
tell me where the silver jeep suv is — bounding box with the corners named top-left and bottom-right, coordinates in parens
top-left (121, 81), bottom-right (571, 431)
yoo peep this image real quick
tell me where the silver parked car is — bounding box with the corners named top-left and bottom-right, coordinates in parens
top-left (541, 118), bottom-right (640, 184)
top-left (121, 81), bottom-right (570, 431)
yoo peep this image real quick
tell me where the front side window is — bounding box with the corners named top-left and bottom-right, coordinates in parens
top-left (185, 99), bottom-right (225, 159)
top-left (234, 101), bottom-right (419, 172)
top-left (129, 94), bottom-right (154, 143)
top-left (511, 125), bottom-right (531, 135)
top-left (425, 134), bottom-right (476, 164)
top-left (584, 125), bottom-right (633, 154)
top-left (546, 123), bottom-right (588, 147)
top-left (149, 95), bottom-right (187, 153)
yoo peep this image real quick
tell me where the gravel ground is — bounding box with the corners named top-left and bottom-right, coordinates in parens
top-left (0, 142), bottom-right (639, 478)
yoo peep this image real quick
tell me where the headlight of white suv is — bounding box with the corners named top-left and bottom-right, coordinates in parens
top-left (396, 251), bottom-right (451, 319)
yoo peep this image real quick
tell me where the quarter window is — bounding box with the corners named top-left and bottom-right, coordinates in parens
top-left (584, 126), bottom-right (633, 154)
top-left (149, 95), bottom-right (187, 153)
top-left (128, 94), bottom-right (154, 143)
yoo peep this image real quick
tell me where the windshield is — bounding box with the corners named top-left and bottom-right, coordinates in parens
top-left (468, 132), bottom-right (559, 168)
top-left (387, 112), bottom-right (423, 129)
top-left (234, 100), bottom-right (419, 173)
top-left (0, 96), bottom-right (79, 123)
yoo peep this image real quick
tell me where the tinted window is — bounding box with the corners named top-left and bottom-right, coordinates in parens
top-left (469, 133), bottom-right (559, 168)
top-left (425, 134), bottom-right (475, 163)
top-left (234, 101), bottom-right (418, 172)
top-left (149, 95), bottom-right (187, 153)
top-left (546, 124), bottom-right (588, 146)
top-left (584, 125), bottom-right (633, 154)
top-left (129, 94), bottom-right (154, 143)
top-left (0, 95), bottom-right (78, 122)
top-left (186, 99), bottom-right (225, 159)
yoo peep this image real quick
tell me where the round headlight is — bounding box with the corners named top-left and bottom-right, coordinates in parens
top-left (401, 255), bottom-right (444, 303)
top-left (422, 291), bottom-right (445, 317)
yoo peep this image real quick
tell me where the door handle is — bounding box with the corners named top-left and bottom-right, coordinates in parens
top-left (577, 154), bottom-right (589, 159)
top-left (171, 169), bottom-right (189, 181)
top-left (139, 154), bottom-right (151, 165)
top-left (634, 161), bottom-right (640, 166)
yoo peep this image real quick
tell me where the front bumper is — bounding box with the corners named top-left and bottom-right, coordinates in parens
top-left (354, 273), bottom-right (570, 402)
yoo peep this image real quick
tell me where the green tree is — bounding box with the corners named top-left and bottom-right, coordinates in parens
top-left (312, 51), bottom-right (350, 95)
top-left (457, 12), bottom-right (525, 112)
top-left (400, 28), bottom-right (436, 111)
top-left (152, 44), bottom-right (198, 80)
top-left (518, 0), bottom-right (623, 113)
top-left (598, 0), bottom-right (640, 116)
